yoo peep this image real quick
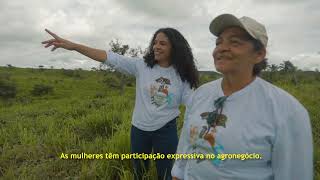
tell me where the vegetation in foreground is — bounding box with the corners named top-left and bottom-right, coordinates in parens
top-left (0, 65), bottom-right (319, 179)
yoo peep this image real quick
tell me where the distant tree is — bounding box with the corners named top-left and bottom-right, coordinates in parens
top-left (264, 64), bottom-right (280, 82)
top-left (109, 39), bottom-right (129, 55)
top-left (99, 63), bottom-right (108, 71)
top-left (128, 46), bottom-right (145, 57)
top-left (279, 60), bottom-right (298, 85)
top-left (279, 60), bottom-right (297, 73)
top-left (6, 64), bottom-right (13, 68)
top-left (268, 64), bottom-right (279, 72)
top-left (38, 65), bottom-right (45, 72)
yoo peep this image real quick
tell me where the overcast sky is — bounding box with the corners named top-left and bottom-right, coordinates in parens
top-left (1, 0), bottom-right (319, 71)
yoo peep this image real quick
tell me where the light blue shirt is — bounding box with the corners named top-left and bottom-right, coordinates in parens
top-left (104, 51), bottom-right (193, 131)
top-left (172, 77), bottom-right (313, 180)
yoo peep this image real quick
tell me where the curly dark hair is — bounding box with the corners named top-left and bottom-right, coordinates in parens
top-left (143, 28), bottom-right (199, 88)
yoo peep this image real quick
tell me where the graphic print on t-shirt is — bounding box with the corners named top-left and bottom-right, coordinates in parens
top-left (150, 77), bottom-right (174, 107)
top-left (189, 109), bottom-right (228, 166)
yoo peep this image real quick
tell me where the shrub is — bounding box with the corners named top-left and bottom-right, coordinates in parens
top-left (31, 84), bottom-right (53, 96)
top-left (0, 79), bottom-right (16, 99)
top-left (62, 69), bottom-right (82, 79)
top-left (0, 72), bottom-right (11, 80)
top-left (62, 69), bottom-right (75, 77)
top-left (103, 76), bottom-right (121, 88)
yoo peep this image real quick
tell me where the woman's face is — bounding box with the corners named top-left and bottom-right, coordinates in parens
top-left (153, 32), bottom-right (172, 64)
top-left (212, 27), bottom-right (264, 75)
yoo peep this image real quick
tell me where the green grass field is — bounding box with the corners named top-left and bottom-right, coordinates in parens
top-left (0, 67), bottom-right (319, 179)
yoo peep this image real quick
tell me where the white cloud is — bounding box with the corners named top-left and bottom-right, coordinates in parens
top-left (0, 0), bottom-right (319, 71)
top-left (115, 0), bottom-right (199, 19)
top-left (290, 53), bottom-right (320, 71)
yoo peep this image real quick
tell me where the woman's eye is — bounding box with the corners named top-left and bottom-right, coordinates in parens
top-left (230, 38), bottom-right (244, 45)
top-left (231, 40), bottom-right (240, 44)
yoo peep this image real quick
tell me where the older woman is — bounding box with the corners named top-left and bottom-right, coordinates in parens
top-left (172, 14), bottom-right (313, 180)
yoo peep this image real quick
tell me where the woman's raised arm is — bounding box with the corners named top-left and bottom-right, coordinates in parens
top-left (42, 29), bottom-right (107, 62)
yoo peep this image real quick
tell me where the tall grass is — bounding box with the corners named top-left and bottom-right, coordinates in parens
top-left (0, 67), bottom-right (319, 179)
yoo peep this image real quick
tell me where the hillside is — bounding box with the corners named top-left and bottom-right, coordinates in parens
top-left (0, 66), bottom-right (319, 179)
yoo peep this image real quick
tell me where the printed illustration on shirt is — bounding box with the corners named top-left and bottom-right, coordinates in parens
top-left (150, 77), bottom-right (174, 107)
top-left (189, 103), bottom-right (228, 166)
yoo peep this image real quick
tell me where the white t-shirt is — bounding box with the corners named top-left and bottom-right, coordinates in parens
top-left (104, 51), bottom-right (193, 131)
top-left (172, 77), bottom-right (313, 180)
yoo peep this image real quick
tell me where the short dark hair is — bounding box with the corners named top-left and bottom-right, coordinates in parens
top-left (143, 28), bottom-right (199, 88)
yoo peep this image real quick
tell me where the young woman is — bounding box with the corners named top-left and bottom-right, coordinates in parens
top-left (42, 27), bottom-right (199, 180)
top-left (172, 14), bottom-right (313, 180)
